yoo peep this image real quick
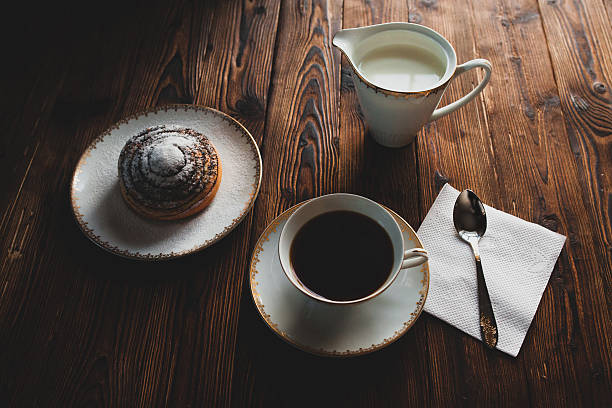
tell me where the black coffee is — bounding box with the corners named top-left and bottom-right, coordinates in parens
top-left (290, 210), bottom-right (394, 301)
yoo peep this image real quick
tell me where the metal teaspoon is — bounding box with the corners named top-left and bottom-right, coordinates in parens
top-left (453, 189), bottom-right (498, 349)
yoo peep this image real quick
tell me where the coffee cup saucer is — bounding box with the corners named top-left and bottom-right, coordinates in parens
top-left (250, 201), bottom-right (429, 357)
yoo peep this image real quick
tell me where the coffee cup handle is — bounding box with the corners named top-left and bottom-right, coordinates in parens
top-left (429, 58), bottom-right (492, 122)
top-left (401, 248), bottom-right (429, 269)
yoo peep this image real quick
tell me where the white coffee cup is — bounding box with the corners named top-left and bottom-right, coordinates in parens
top-left (333, 22), bottom-right (492, 148)
top-left (278, 193), bottom-right (428, 305)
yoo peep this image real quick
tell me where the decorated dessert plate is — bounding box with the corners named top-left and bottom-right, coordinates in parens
top-left (250, 202), bottom-right (429, 357)
top-left (71, 105), bottom-right (261, 260)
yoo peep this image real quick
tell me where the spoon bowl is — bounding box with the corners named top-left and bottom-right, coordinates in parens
top-left (453, 189), bottom-right (487, 239)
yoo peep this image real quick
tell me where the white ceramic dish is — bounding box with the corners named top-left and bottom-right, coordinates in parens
top-left (250, 202), bottom-right (429, 357)
top-left (71, 105), bottom-right (261, 260)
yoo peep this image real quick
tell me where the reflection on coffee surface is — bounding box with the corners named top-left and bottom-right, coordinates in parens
top-left (290, 210), bottom-right (394, 301)
top-left (358, 44), bottom-right (445, 91)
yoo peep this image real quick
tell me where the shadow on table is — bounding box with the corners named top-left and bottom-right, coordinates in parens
top-left (233, 289), bottom-right (432, 407)
top-left (68, 199), bottom-right (239, 283)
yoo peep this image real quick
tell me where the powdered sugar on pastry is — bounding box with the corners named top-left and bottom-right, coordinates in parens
top-left (118, 125), bottom-right (220, 219)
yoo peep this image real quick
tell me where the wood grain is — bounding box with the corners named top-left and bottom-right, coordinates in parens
top-left (0, 0), bottom-right (610, 407)
top-left (408, 1), bottom-right (532, 406)
top-left (412, 0), bottom-right (612, 406)
top-left (230, 0), bottom-right (344, 406)
top-left (535, 0), bottom-right (612, 403)
top-left (537, 0), bottom-right (612, 289)
top-left (475, 0), bottom-right (611, 404)
top-left (605, 0), bottom-right (612, 25)
top-left (0, 1), bottom-right (281, 406)
top-left (336, 1), bottom-right (431, 406)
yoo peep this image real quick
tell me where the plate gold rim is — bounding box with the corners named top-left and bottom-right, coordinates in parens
top-left (249, 201), bottom-right (430, 357)
top-left (70, 104), bottom-right (262, 261)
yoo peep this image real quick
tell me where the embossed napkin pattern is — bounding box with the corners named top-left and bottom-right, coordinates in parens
top-left (418, 184), bottom-right (566, 357)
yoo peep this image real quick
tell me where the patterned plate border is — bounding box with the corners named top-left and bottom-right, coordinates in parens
top-left (249, 202), bottom-right (430, 357)
top-left (70, 104), bottom-right (262, 261)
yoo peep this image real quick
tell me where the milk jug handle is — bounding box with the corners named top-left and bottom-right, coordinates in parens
top-left (429, 59), bottom-right (491, 122)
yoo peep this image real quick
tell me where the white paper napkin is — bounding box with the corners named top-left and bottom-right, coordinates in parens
top-left (418, 184), bottom-right (566, 356)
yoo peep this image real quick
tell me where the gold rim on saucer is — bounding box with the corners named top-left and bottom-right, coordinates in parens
top-left (70, 104), bottom-right (262, 261)
top-left (249, 202), bottom-right (430, 357)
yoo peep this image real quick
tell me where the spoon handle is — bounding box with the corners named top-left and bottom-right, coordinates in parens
top-left (475, 257), bottom-right (498, 349)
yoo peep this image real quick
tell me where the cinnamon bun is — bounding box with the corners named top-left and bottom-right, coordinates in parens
top-left (118, 125), bottom-right (221, 220)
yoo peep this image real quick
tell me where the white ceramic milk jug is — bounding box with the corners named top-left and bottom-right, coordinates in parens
top-left (333, 23), bottom-right (491, 148)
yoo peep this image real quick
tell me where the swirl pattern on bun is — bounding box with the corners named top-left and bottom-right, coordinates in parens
top-left (118, 125), bottom-right (221, 220)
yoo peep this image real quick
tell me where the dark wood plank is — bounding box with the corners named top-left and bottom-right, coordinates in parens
top-left (336, 1), bottom-right (431, 407)
top-left (537, 0), bottom-right (612, 286)
top-left (535, 0), bottom-right (612, 403)
top-left (0, 2), bottom-right (115, 240)
top-left (0, 1), bottom-right (281, 406)
top-left (153, 3), bottom-right (281, 406)
top-left (247, 0), bottom-right (342, 225)
top-left (413, 0), bottom-right (612, 406)
top-left (230, 0), bottom-right (345, 406)
top-left (407, 1), bottom-right (525, 406)
top-left (468, 0), bottom-right (612, 404)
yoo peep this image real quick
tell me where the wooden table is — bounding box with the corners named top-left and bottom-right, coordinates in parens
top-left (1, 0), bottom-right (610, 406)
